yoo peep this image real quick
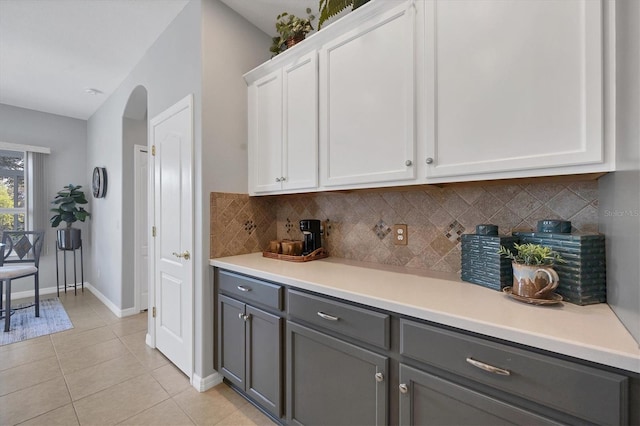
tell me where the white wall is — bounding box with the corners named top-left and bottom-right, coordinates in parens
top-left (86, 0), bottom-right (202, 310)
top-left (85, 0), bottom-right (269, 382)
top-left (599, 0), bottom-right (640, 345)
top-left (0, 103), bottom-right (88, 294)
top-left (198, 0), bottom-right (270, 380)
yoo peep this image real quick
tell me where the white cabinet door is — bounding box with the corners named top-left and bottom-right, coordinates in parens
top-left (319, 2), bottom-right (416, 188)
top-left (424, 0), bottom-right (605, 179)
top-left (283, 52), bottom-right (318, 191)
top-left (248, 70), bottom-right (283, 193)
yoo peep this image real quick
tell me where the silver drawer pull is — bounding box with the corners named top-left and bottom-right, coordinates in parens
top-left (466, 357), bottom-right (511, 376)
top-left (237, 285), bottom-right (251, 292)
top-left (317, 311), bottom-right (339, 321)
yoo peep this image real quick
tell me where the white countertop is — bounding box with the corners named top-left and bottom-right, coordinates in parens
top-left (211, 253), bottom-right (640, 374)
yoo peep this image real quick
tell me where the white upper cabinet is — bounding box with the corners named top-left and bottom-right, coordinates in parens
top-left (247, 52), bottom-right (318, 195)
top-left (248, 70), bottom-right (283, 194)
top-left (319, 1), bottom-right (417, 188)
top-left (283, 53), bottom-right (318, 192)
top-left (245, 0), bottom-right (615, 195)
top-left (423, 0), bottom-right (612, 181)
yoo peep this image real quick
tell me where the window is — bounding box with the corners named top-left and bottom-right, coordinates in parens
top-left (0, 150), bottom-right (26, 231)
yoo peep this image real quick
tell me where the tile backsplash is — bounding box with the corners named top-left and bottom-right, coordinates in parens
top-left (210, 180), bottom-right (599, 274)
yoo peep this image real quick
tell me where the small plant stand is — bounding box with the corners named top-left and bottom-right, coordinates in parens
top-left (55, 240), bottom-right (84, 296)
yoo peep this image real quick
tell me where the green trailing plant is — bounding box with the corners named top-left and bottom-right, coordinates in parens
top-left (318, 0), bottom-right (371, 30)
top-left (498, 243), bottom-right (565, 266)
top-left (270, 8), bottom-right (315, 57)
top-left (50, 184), bottom-right (90, 228)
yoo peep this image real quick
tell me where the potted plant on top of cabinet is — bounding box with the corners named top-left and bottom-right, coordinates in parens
top-left (318, 0), bottom-right (370, 29)
top-left (50, 184), bottom-right (90, 250)
top-left (270, 8), bottom-right (315, 57)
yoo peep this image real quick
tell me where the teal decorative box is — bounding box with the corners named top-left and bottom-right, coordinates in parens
top-left (513, 232), bottom-right (606, 305)
top-left (461, 230), bottom-right (518, 291)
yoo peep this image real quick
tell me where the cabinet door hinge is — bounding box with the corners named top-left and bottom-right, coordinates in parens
top-left (152, 307), bottom-right (156, 318)
top-left (151, 145), bottom-right (156, 156)
top-left (152, 226), bottom-right (156, 237)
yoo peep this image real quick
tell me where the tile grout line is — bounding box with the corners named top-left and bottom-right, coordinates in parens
top-left (50, 307), bottom-right (83, 426)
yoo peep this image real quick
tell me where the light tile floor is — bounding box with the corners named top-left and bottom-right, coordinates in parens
top-left (0, 291), bottom-right (275, 426)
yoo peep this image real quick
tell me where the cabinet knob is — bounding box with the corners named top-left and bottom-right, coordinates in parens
top-left (238, 312), bottom-right (244, 320)
top-left (405, 160), bottom-right (412, 167)
top-left (375, 372), bottom-right (384, 382)
top-left (281, 176), bottom-right (287, 182)
top-left (426, 157), bottom-right (434, 164)
top-left (275, 177), bottom-right (281, 182)
top-left (399, 384), bottom-right (409, 394)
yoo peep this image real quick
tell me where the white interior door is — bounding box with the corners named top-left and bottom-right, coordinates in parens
top-left (151, 95), bottom-right (194, 377)
top-left (134, 145), bottom-right (149, 312)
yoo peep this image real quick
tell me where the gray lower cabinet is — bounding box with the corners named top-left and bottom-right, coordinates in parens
top-left (398, 364), bottom-right (561, 426)
top-left (215, 268), bottom-right (636, 425)
top-left (400, 319), bottom-right (629, 425)
top-left (219, 294), bottom-right (283, 417)
top-left (287, 321), bottom-right (388, 426)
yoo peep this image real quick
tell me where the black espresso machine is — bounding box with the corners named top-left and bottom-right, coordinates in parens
top-left (300, 219), bottom-right (322, 255)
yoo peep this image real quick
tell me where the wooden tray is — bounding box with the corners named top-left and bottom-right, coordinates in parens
top-left (262, 247), bottom-right (328, 262)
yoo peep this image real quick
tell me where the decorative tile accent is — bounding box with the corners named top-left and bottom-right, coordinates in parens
top-left (444, 221), bottom-right (466, 243)
top-left (372, 220), bottom-right (391, 240)
top-left (211, 179), bottom-right (600, 275)
top-left (285, 218), bottom-right (295, 234)
top-left (243, 220), bottom-right (256, 234)
top-left (210, 193), bottom-right (276, 258)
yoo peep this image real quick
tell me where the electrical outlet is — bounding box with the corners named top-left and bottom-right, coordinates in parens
top-left (393, 224), bottom-right (408, 245)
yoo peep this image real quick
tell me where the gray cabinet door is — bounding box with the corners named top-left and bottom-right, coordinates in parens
top-left (246, 304), bottom-right (283, 417)
top-left (398, 364), bottom-right (561, 426)
top-left (287, 321), bottom-right (388, 426)
top-left (219, 295), bottom-right (246, 389)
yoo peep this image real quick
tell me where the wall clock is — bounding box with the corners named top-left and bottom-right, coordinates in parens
top-left (92, 167), bottom-right (107, 198)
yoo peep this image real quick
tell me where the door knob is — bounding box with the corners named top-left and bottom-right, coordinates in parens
top-left (405, 160), bottom-right (412, 166)
top-left (375, 372), bottom-right (384, 382)
top-left (399, 383), bottom-right (409, 394)
top-left (426, 157), bottom-right (434, 164)
top-left (172, 251), bottom-right (190, 260)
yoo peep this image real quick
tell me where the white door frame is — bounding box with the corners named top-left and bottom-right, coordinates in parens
top-left (134, 144), bottom-right (148, 313)
top-left (146, 94), bottom-right (195, 380)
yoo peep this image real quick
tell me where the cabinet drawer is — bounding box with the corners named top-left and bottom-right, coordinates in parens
top-left (288, 290), bottom-right (390, 349)
top-left (400, 319), bottom-right (628, 425)
top-left (217, 269), bottom-right (283, 311)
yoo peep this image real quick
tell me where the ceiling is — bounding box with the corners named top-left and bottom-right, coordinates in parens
top-left (0, 0), bottom-right (330, 121)
top-left (0, 0), bottom-right (190, 120)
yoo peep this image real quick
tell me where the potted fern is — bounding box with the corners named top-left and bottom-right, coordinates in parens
top-left (498, 243), bottom-right (564, 299)
top-left (270, 8), bottom-right (315, 56)
top-left (318, 0), bottom-right (371, 29)
top-left (50, 184), bottom-right (90, 250)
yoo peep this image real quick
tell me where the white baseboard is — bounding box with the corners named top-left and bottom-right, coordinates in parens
top-left (83, 283), bottom-right (138, 318)
top-left (3, 282), bottom-right (140, 320)
top-left (2, 286), bottom-right (59, 302)
top-left (145, 332), bottom-right (154, 348)
top-left (192, 372), bottom-right (223, 392)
